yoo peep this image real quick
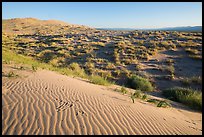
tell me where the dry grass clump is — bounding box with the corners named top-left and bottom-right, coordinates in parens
top-left (50, 57), bottom-right (66, 67)
top-left (188, 55), bottom-right (202, 60)
top-left (3, 71), bottom-right (19, 78)
top-left (37, 49), bottom-right (55, 63)
top-left (185, 48), bottom-right (199, 55)
top-left (181, 76), bottom-right (202, 86)
top-left (162, 87), bottom-right (202, 111)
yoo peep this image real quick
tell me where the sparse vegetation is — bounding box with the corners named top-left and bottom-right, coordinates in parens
top-left (2, 18), bottom-right (202, 105)
top-left (142, 94), bottom-right (148, 100)
top-left (147, 98), bottom-right (160, 104)
top-left (3, 71), bottom-right (19, 78)
top-left (120, 86), bottom-right (128, 95)
top-left (181, 76), bottom-right (202, 86)
top-left (157, 100), bottom-right (171, 108)
top-left (127, 75), bottom-right (154, 92)
top-left (89, 75), bottom-right (111, 86)
top-left (32, 65), bottom-right (37, 72)
top-left (162, 87), bottom-right (202, 111)
top-left (130, 90), bottom-right (142, 103)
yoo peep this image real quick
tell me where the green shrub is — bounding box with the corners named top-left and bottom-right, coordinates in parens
top-left (85, 62), bottom-right (95, 74)
top-left (165, 59), bottom-right (174, 65)
top-left (50, 57), bottom-right (66, 67)
top-left (157, 100), bottom-right (171, 108)
top-left (89, 75), bottom-right (111, 86)
top-left (69, 62), bottom-right (81, 71)
top-left (181, 76), bottom-right (202, 86)
top-left (106, 62), bottom-right (116, 70)
top-left (127, 75), bottom-right (154, 92)
top-left (32, 65), bottom-right (37, 71)
top-left (165, 65), bottom-right (175, 74)
top-left (120, 86), bottom-right (128, 95)
top-left (37, 50), bottom-right (55, 63)
top-left (130, 90), bottom-right (142, 103)
top-left (69, 62), bottom-right (86, 77)
top-left (5, 71), bottom-right (18, 78)
top-left (147, 98), bottom-right (160, 104)
top-left (162, 87), bottom-right (202, 111)
top-left (113, 69), bottom-right (121, 77)
top-left (191, 76), bottom-right (202, 84)
top-left (135, 64), bottom-right (142, 71)
top-left (142, 94), bottom-right (148, 100)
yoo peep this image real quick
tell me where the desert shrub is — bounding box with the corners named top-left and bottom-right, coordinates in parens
top-left (98, 70), bottom-right (112, 79)
top-left (188, 55), bottom-right (202, 60)
top-left (157, 100), bottom-right (171, 108)
top-left (135, 64), bottom-right (142, 71)
top-left (6, 71), bottom-right (18, 78)
top-left (68, 62), bottom-right (86, 77)
top-left (181, 76), bottom-right (202, 86)
top-left (167, 65), bottom-right (175, 74)
top-left (185, 48), bottom-right (199, 55)
top-left (120, 86), bottom-right (128, 95)
top-left (89, 75), bottom-right (111, 86)
top-left (106, 62), bottom-right (116, 70)
top-left (50, 57), bottom-right (66, 67)
top-left (160, 65), bottom-right (175, 75)
top-left (147, 98), bottom-right (160, 104)
top-left (130, 90), bottom-right (142, 103)
top-left (114, 49), bottom-right (120, 64)
top-left (160, 41), bottom-right (169, 49)
top-left (32, 64), bottom-right (37, 71)
top-left (124, 58), bottom-right (135, 65)
top-left (170, 43), bottom-right (176, 49)
top-left (113, 69), bottom-right (121, 77)
top-left (18, 66), bottom-right (25, 70)
top-left (122, 68), bottom-right (131, 78)
top-left (162, 87), bottom-right (202, 111)
top-left (37, 49), bottom-right (55, 63)
top-left (165, 59), bottom-right (174, 65)
top-left (85, 62), bottom-right (95, 74)
top-left (69, 62), bottom-right (81, 70)
top-left (147, 48), bottom-right (157, 56)
top-left (170, 73), bottom-right (175, 80)
top-left (191, 76), bottom-right (202, 84)
top-left (90, 42), bottom-right (105, 47)
top-left (127, 75), bottom-right (154, 92)
top-left (140, 53), bottom-right (149, 61)
top-left (142, 94), bottom-right (148, 100)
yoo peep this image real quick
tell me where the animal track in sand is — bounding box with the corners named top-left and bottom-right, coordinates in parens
top-left (55, 98), bottom-right (87, 116)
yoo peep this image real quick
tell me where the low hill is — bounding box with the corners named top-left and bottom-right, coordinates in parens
top-left (2, 18), bottom-right (93, 35)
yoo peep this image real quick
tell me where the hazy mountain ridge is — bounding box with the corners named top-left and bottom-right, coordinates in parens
top-left (97, 26), bottom-right (202, 32)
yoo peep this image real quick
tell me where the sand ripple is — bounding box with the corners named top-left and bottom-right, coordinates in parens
top-left (2, 70), bottom-right (202, 135)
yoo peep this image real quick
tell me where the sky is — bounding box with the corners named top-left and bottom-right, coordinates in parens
top-left (2, 2), bottom-right (202, 29)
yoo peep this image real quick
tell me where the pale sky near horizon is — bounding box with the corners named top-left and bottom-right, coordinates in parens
top-left (2, 2), bottom-right (202, 29)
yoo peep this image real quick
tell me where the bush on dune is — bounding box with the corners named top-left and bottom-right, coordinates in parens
top-left (89, 75), bottom-right (111, 86)
top-left (162, 87), bottom-right (202, 111)
top-left (127, 75), bottom-right (154, 92)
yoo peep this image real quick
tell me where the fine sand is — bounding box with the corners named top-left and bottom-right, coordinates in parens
top-left (2, 68), bottom-right (202, 135)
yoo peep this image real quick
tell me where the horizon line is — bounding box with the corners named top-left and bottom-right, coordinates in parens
top-left (3, 17), bottom-right (202, 30)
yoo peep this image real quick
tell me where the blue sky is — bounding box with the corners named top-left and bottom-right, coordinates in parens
top-left (2, 2), bottom-right (202, 29)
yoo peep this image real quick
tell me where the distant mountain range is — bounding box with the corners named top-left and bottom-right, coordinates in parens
top-left (97, 26), bottom-right (202, 32)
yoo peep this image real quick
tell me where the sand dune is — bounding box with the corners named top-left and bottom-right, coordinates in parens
top-left (2, 69), bottom-right (202, 135)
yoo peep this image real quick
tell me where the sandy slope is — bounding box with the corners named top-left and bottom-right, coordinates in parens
top-left (2, 69), bottom-right (202, 135)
